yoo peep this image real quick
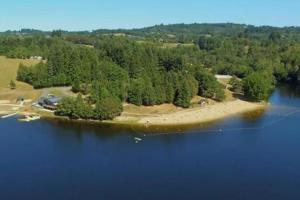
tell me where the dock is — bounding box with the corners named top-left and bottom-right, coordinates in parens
top-left (1, 112), bottom-right (18, 119)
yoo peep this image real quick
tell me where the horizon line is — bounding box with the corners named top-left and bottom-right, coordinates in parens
top-left (1, 22), bottom-right (300, 33)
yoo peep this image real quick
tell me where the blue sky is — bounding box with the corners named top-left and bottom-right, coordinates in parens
top-left (0, 0), bottom-right (299, 31)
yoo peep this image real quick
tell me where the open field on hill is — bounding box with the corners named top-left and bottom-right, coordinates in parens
top-left (0, 56), bottom-right (40, 88)
top-left (0, 56), bottom-right (41, 114)
top-left (0, 56), bottom-right (41, 102)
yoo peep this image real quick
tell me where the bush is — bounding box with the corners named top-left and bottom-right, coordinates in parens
top-left (10, 80), bottom-right (16, 90)
top-left (17, 64), bottom-right (34, 84)
top-left (229, 76), bottom-right (243, 93)
top-left (215, 87), bottom-right (226, 102)
top-left (55, 97), bottom-right (76, 118)
top-left (55, 95), bottom-right (93, 120)
top-left (243, 72), bottom-right (275, 101)
top-left (94, 96), bottom-right (123, 120)
top-left (195, 70), bottom-right (225, 101)
top-left (71, 80), bottom-right (80, 93)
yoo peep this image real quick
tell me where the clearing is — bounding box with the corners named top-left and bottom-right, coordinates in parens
top-left (0, 56), bottom-right (41, 102)
top-left (0, 56), bottom-right (75, 116)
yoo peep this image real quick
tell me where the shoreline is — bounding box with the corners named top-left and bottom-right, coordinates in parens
top-left (1, 99), bottom-right (267, 128)
top-left (115, 99), bottom-right (267, 126)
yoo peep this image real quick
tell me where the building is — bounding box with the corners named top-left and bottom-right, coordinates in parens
top-left (38, 95), bottom-right (62, 110)
top-left (30, 56), bottom-right (43, 60)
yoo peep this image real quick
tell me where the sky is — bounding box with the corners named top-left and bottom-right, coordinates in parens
top-left (0, 0), bottom-right (300, 31)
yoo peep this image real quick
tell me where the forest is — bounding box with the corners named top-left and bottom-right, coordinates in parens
top-left (1, 23), bottom-right (300, 120)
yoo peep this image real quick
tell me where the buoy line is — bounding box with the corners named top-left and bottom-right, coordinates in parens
top-left (132, 109), bottom-right (300, 137)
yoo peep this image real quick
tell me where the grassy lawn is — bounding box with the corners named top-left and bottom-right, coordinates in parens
top-left (162, 43), bottom-right (195, 48)
top-left (136, 40), bottom-right (195, 49)
top-left (0, 56), bottom-right (41, 102)
top-left (0, 56), bottom-right (40, 88)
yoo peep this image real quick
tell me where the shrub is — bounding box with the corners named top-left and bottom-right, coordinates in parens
top-left (94, 96), bottom-right (123, 120)
top-left (243, 72), bottom-right (275, 101)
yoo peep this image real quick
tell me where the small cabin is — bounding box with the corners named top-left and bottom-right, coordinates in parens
top-left (30, 56), bottom-right (43, 60)
top-left (44, 96), bottom-right (62, 106)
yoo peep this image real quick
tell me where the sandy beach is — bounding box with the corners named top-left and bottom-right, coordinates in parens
top-left (115, 99), bottom-right (266, 126)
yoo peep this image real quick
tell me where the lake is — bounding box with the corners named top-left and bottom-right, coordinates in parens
top-left (1, 85), bottom-right (300, 200)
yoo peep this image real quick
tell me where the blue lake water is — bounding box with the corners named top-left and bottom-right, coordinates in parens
top-left (1, 85), bottom-right (300, 200)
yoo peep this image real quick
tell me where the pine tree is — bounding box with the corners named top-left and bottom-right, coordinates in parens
top-left (72, 79), bottom-right (81, 93)
top-left (128, 79), bottom-right (144, 106)
top-left (10, 80), bottom-right (16, 90)
top-left (94, 96), bottom-right (123, 120)
top-left (142, 83), bottom-right (156, 106)
top-left (174, 80), bottom-right (191, 108)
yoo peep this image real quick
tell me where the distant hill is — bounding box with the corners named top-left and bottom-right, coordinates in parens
top-left (92, 23), bottom-right (300, 40)
top-left (0, 29), bottom-right (50, 36)
top-left (1, 23), bottom-right (300, 36)
top-left (93, 23), bottom-right (248, 36)
top-left (2, 23), bottom-right (300, 43)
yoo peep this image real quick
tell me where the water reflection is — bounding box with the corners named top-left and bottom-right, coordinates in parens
top-left (278, 84), bottom-right (300, 98)
top-left (44, 108), bottom-right (270, 136)
top-left (240, 108), bottom-right (267, 121)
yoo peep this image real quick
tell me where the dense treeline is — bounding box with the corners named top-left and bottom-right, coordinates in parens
top-left (2, 23), bottom-right (300, 120)
top-left (0, 35), bottom-right (51, 58)
top-left (55, 94), bottom-right (123, 120)
top-left (15, 36), bottom-right (223, 120)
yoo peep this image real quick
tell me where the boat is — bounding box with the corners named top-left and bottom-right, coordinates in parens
top-left (18, 114), bottom-right (41, 122)
top-left (134, 137), bottom-right (142, 143)
top-left (134, 137), bottom-right (142, 141)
